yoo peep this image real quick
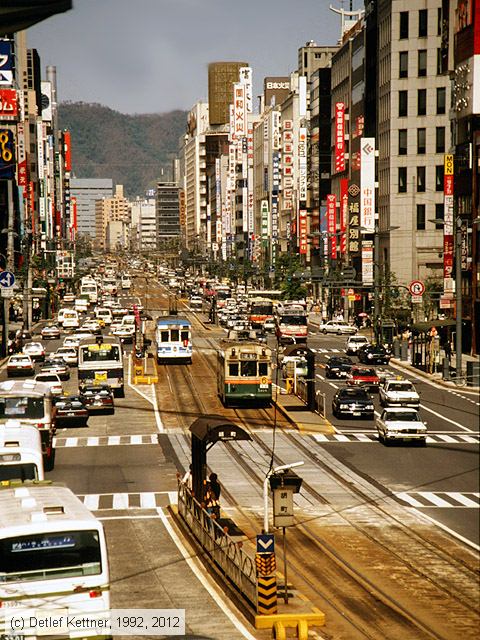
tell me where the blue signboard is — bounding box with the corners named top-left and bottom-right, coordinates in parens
top-left (0, 40), bottom-right (14, 85)
top-left (0, 271), bottom-right (15, 288)
top-left (256, 534), bottom-right (275, 554)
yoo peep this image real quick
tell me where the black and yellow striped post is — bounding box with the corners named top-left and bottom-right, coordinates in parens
top-left (256, 551), bottom-right (277, 614)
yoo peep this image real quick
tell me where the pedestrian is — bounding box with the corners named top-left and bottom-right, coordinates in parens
top-left (444, 340), bottom-right (452, 361)
top-left (181, 464), bottom-right (192, 492)
top-left (205, 473), bottom-right (221, 519)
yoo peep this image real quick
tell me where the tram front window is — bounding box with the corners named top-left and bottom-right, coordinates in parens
top-left (259, 362), bottom-right (268, 376)
top-left (241, 361), bottom-right (256, 377)
top-left (171, 330), bottom-right (179, 341)
top-left (160, 331), bottom-right (169, 342)
top-left (181, 331), bottom-right (189, 342)
top-left (228, 363), bottom-right (239, 376)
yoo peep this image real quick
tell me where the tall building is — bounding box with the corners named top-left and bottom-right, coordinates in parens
top-left (70, 178), bottom-right (113, 238)
top-left (208, 61), bottom-right (248, 125)
top-left (95, 185), bottom-right (130, 249)
top-left (130, 196), bottom-right (156, 251)
top-left (157, 182), bottom-right (180, 242)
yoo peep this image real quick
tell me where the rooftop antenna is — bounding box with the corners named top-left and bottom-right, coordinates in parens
top-left (330, 1), bottom-right (365, 38)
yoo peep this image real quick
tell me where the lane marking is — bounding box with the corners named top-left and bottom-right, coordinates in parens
top-left (418, 492), bottom-right (454, 508)
top-left (127, 354), bottom-right (164, 433)
top-left (419, 403), bottom-right (474, 433)
top-left (409, 509), bottom-right (480, 551)
top-left (156, 507), bottom-right (258, 640)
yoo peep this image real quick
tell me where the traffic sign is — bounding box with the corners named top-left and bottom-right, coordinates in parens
top-left (1, 287), bottom-right (14, 298)
top-left (341, 266), bottom-right (356, 281)
top-left (0, 271), bottom-right (15, 288)
top-left (256, 534), bottom-right (275, 554)
top-left (409, 280), bottom-right (425, 296)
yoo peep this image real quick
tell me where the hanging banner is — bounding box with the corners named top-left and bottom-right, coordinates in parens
top-left (63, 130), bottom-right (71, 172)
top-left (16, 122), bottom-right (27, 188)
top-left (348, 182), bottom-right (360, 256)
top-left (298, 127), bottom-right (307, 203)
top-left (326, 194), bottom-right (337, 259)
top-left (443, 154), bottom-right (454, 292)
top-left (360, 137), bottom-right (375, 232)
top-left (334, 102), bottom-right (345, 173)
top-left (261, 200), bottom-right (269, 239)
top-left (340, 178), bottom-right (348, 254)
top-left (299, 209), bottom-right (308, 254)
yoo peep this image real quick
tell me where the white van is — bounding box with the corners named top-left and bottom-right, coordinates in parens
top-left (62, 309), bottom-right (80, 330)
top-left (121, 314), bottom-right (136, 327)
top-left (0, 420), bottom-right (44, 481)
top-left (57, 307), bottom-right (70, 327)
top-left (95, 307), bottom-right (113, 325)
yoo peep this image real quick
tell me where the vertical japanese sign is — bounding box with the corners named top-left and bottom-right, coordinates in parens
top-left (233, 83), bottom-right (246, 137)
top-left (261, 200), bottom-right (269, 239)
top-left (239, 67), bottom-right (253, 114)
top-left (298, 127), bottom-right (307, 203)
top-left (443, 154), bottom-right (454, 293)
top-left (340, 178), bottom-right (348, 254)
top-left (0, 40), bottom-right (14, 85)
top-left (348, 183), bottom-right (361, 256)
top-left (360, 137), bottom-right (375, 232)
top-left (282, 120), bottom-right (293, 211)
top-left (326, 194), bottom-right (337, 259)
top-left (334, 102), bottom-right (345, 173)
top-left (63, 130), bottom-right (71, 172)
top-left (0, 128), bottom-right (15, 179)
top-left (362, 241), bottom-right (374, 285)
top-left (299, 209), bottom-right (308, 254)
top-left (16, 122), bottom-right (27, 188)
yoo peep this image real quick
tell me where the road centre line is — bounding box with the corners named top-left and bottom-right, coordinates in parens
top-left (127, 354), bottom-right (164, 433)
top-left (156, 508), bottom-right (258, 640)
top-left (407, 508), bottom-right (480, 552)
top-left (419, 403), bottom-right (474, 433)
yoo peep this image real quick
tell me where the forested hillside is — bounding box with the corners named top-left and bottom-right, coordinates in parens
top-left (58, 102), bottom-right (187, 196)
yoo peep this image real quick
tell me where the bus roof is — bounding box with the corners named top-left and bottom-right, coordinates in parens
top-left (79, 336), bottom-right (122, 346)
top-left (156, 316), bottom-right (191, 327)
top-left (0, 421), bottom-right (42, 452)
top-left (0, 379), bottom-right (51, 398)
top-left (0, 483), bottom-right (99, 534)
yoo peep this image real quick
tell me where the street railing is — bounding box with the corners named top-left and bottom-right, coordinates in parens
top-left (315, 390), bottom-right (326, 416)
top-left (177, 481), bottom-right (257, 609)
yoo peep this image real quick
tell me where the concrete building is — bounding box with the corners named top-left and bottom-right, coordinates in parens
top-left (95, 184), bottom-right (130, 249)
top-left (130, 196), bottom-right (156, 251)
top-left (70, 178), bottom-right (113, 238)
top-left (105, 220), bottom-right (127, 252)
top-left (157, 182), bottom-right (180, 242)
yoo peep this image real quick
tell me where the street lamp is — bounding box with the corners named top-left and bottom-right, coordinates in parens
top-left (263, 461), bottom-right (304, 534)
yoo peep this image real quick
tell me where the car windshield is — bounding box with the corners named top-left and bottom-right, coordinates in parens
top-left (330, 357), bottom-right (351, 365)
top-left (36, 375), bottom-right (59, 382)
top-left (10, 357), bottom-right (29, 364)
top-left (339, 389), bottom-right (369, 399)
top-left (353, 368), bottom-right (376, 377)
top-left (0, 397), bottom-right (45, 419)
top-left (385, 411), bottom-right (419, 421)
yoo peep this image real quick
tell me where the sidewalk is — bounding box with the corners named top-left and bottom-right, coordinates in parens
top-left (272, 389), bottom-right (334, 434)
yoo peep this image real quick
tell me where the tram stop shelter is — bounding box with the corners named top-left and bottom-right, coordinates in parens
top-left (411, 319), bottom-right (455, 371)
top-left (190, 415), bottom-right (251, 500)
top-left (280, 345), bottom-right (316, 411)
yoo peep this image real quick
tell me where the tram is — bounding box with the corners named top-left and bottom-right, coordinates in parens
top-left (156, 316), bottom-right (192, 363)
top-left (217, 339), bottom-right (272, 406)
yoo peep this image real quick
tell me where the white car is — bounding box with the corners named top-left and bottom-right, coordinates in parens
top-left (54, 347), bottom-right (78, 366)
top-left (379, 379), bottom-right (420, 408)
top-left (34, 372), bottom-right (63, 397)
top-left (23, 341), bottom-right (46, 362)
top-left (41, 324), bottom-right (61, 340)
top-left (63, 335), bottom-right (80, 349)
top-left (376, 408), bottom-right (427, 446)
top-left (346, 335), bottom-right (370, 354)
top-left (320, 320), bottom-right (357, 335)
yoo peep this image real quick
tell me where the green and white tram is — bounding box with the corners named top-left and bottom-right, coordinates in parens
top-left (217, 340), bottom-right (272, 407)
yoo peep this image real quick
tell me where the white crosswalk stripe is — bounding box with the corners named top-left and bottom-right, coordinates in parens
top-left (313, 433), bottom-right (479, 445)
top-left (77, 492), bottom-right (172, 511)
top-left (53, 434), bottom-right (159, 447)
top-left (397, 491), bottom-right (480, 509)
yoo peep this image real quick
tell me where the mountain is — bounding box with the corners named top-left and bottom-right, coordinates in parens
top-left (58, 102), bottom-right (187, 197)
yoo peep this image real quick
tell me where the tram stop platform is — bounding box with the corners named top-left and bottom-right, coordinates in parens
top-left (272, 390), bottom-right (335, 435)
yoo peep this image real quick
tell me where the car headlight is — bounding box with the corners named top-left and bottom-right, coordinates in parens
top-left (366, 405), bottom-right (374, 410)
top-left (368, 353), bottom-right (373, 359)
top-left (340, 404), bottom-right (349, 409)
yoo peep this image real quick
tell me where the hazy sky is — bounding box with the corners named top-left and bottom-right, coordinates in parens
top-left (27, 0), bottom-right (353, 115)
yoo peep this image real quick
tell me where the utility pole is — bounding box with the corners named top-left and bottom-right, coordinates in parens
top-left (455, 216), bottom-right (463, 376)
top-left (373, 222), bottom-right (380, 342)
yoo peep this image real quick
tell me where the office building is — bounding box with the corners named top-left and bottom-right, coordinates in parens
top-left (70, 178), bottom-right (113, 238)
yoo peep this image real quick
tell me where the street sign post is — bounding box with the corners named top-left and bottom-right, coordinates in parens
top-left (0, 271), bottom-right (15, 288)
top-left (409, 280), bottom-right (425, 296)
top-left (256, 534), bottom-right (275, 554)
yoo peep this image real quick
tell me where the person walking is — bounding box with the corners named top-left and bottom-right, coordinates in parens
top-left (205, 473), bottom-right (221, 519)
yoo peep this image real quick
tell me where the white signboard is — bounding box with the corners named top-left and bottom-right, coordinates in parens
top-left (360, 137), bottom-right (375, 232)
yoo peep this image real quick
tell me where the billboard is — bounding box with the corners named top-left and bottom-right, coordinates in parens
top-left (0, 128), bottom-right (15, 179)
top-left (0, 88), bottom-right (17, 117)
top-left (443, 154), bottom-right (454, 292)
top-left (340, 178), bottom-right (348, 254)
top-left (298, 127), bottom-right (307, 203)
top-left (264, 77), bottom-right (290, 107)
top-left (41, 82), bottom-right (53, 122)
top-left (299, 209), bottom-right (308, 254)
top-left (360, 137), bottom-right (375, 232)
top-left (0, 40), bottom-right (13, 85)
top-left (326, 194), bottom-right (337, 259)
top-left (334, 102), bottom-right (345, 173)
top-left (362, 241), bottom-right (374, 285)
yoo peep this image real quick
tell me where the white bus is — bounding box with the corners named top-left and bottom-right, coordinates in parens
top-left (0, 421), bottom-right (44, 481)
top-left (0, 380), bottom-right (56, 471)
top-left (0, 483), bottom-right (110, 639)
top-left (80, 280), bottom-right (98, 304)
top-left (121, 274), bottom-right (131, 290)
top-left (62, 308), bottom-right (80, 330)
top-left (78, 336), bottom-right (124, 396)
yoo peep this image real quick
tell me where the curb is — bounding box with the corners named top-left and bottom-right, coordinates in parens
top-left (272, 395), bottom-right (335, 435)
top-left (390, 358), bottom-right (480, 392)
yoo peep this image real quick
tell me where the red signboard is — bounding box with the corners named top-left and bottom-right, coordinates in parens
top-left (334, 102), bottom-right (345, 173)
top-left (326, 194), bottom-right (337, 259)
top-left (299, 209), bottom-right (308, 255)
top-left (63, 130), bottom-right (71, 172)
top-left (0, 89), bottom-right (17, 117)
top-left (340, 178), bottom-right (348, 254)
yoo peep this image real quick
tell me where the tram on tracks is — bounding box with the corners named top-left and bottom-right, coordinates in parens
top-left (217, 339), bottom-right (272, 406)
top-left (155, 316), bottom-right (192, 363)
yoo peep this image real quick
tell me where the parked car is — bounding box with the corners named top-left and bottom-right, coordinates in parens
top-left (22, 342), bottom-right (46, 362)
top-left (325, 355), bottom-right (354, 379)
top-left (357, 344), bottom-right (391, 365)
top-left (332, 387), bottom-right (375, 419)
top-left (7, 354), bottom-right (35, 377)
top-left (345, 335), bottom-right (370, 355)
top-left (376, 407), bottom-right (427, 445)
top-left (346, 366), bottom-right (380, 391)
top-left (41, 324), bottom-right (61, 340)
top-left (319, 320), bottom-right (357, 335)
top-left (54, 346), bottom-right (78, 366)
top-left (34, 372), bottom-right (63, 396)
top-left (379, 378), bottom-right (420, 408)
top-left (54, 395), bottom-right (89, 427)
top-left (80, 384), bottom-right (115, 414)
top-left (41, 358), bottom-right (70, 381)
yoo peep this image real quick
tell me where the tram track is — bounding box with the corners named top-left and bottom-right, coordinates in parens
top-left (144, 289), bottom-right (480, 639)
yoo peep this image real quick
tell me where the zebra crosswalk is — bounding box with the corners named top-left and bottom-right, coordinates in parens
top-left (396, 491), bottom-right (480, 509)
top-left (313, 432), bottom-right (480, 445)
top-left (53, 434), bottom-right (159, 447)
top-left (308, 347), bottom-right (343, 354)
top-left (77, 491), bottom-right (177, 511)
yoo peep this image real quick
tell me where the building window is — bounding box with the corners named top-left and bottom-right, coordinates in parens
top-left (417, 166), bottom-right (426, 192)
top-left (418, 50), bottom-right (427, 76)
top-left (437, 7), bottom-right (442, 35)
top-left (435, 203), bottom-right (444, 228)
top-left (419, 9), bottom-right (428, 36)
top-left (436, 126), bottom-right (445, 153)
top-left (437, 87), bottom-right (446, 114)
top-left (418, 89), bottom-right (427, 116)
top-left (399, 129), bottom-right (408, 155)
top-left (435, 165), bottom-right (444, 191)
top-left (417, 128), bottom-right (426, 154)
top-left (398, 167), bottom-right (407, 193)
top-left (399, 90), bottom-right (408, 117)
top-left (437, 48), bottom-right (443, 74)
top-left (400, 11), bottom-right (409, 38)
top-left (399, 51), bottom-right (408, 78)
top-left (417, 204), bottom-right (426, 230)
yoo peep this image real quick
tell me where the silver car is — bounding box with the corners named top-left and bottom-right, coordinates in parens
top-left (320, 320), bottom-right (357, 335)
top-left (376, 408), bottom-right (427, 446)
